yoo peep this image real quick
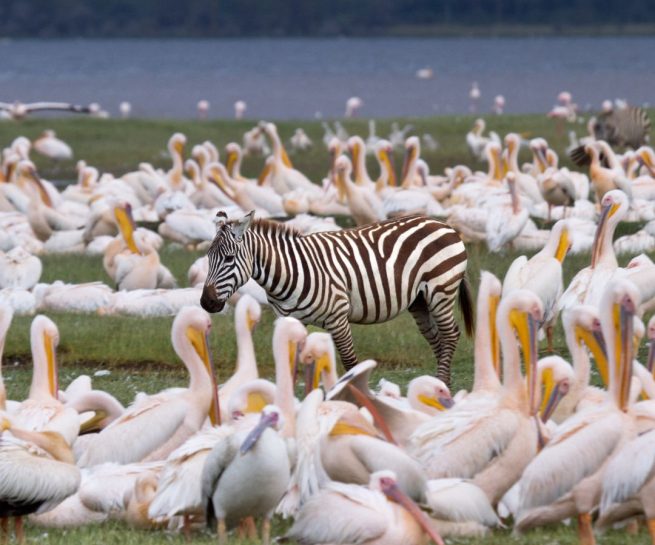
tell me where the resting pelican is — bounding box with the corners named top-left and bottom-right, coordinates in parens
top-left (410, 290), bottom-right (542, 506)
top-left (0, 420), bottom-right (81, 544)
top-left (32, 130), bottom-right (73, 161)
top-left (559, 190), bottom-right (629, 312)
top-left (503, 219), bottom-right (570, 350)
top-left (586, 142), bottom-right (632, 203)
top-left (0, 247), bottom-right (42, 290)
top-left (284, 470), bottom-right (445, 545)
top-left (11, 316), bottom-right (80, 445)
top-left (201, 405), bottom-right (291, 545)
top-left (516, 279), bottom-right (642, 544)
top-left (77, 306), bottom-right (220, 467)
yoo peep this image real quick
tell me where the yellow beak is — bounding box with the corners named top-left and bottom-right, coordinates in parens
top-left (44, 331), bottom-right (58, 399)
top-left (114, 205), bottom-right (141, 255)
top-left (489, 294), bottom-right (501, 378)
top-left (187, 325), bottom-right (220, 425)
top-left (555, 228), bottom-right (570, 263)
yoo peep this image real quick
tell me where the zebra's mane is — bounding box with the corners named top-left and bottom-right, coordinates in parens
top-left (251, 218), bottom-right (302, 238)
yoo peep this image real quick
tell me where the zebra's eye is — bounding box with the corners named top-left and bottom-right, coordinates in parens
top-left (223, 255), bottom-right (235, 264)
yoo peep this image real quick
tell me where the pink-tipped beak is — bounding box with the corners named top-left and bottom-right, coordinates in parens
top-left (346, 384), bottom-right (397, 445)
top-left (383, 482), bottom-right (445, 545)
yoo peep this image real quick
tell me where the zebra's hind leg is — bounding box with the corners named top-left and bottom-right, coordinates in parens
top-left (326, 315), bottom-right (358, 371)
top-left (408, 296), bottom-right (445, 381)
top-left (428, 290), bottom-right (461, 387)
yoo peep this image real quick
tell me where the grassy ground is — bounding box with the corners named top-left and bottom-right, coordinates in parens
top-left (0, 113), bottom-right (588, 184)
top-left (1, 116), bottom-right (654, 544)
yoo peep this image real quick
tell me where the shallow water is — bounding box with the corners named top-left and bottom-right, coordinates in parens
top-left (1, 37), bottom-right (653, 119)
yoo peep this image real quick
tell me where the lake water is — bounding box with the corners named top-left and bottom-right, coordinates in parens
top-left (1, 37), bottom-right (653, 119)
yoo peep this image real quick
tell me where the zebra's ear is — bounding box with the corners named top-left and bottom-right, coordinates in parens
top-left (213, 211), bottom-right (228, 233)
top-left (231, 210), bottom-right (255, 241)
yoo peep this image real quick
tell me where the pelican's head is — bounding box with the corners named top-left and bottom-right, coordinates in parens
top-left (566, 305), bottom-right (608, 386)
top-left (636, 146), bottom-right (655, 176)
top-left (225, 142), bottom-right (241, 176)
top-left (416, 159), bottom-right (429, 187)
top-left (371, 470), bottom-right (445, 545)
top-left (168, 133), bottom-right (186, 157)
top-left (504, 133), bottom-right (520, 154)
top-left (472, 118), bottom-right (484, 134)
top-left (401, 136), bottom-right (420, 183)
top-left (600, 279), bottom-right (641, 411)
top-left (549, 220), bottom-right (571, 263)
top-left (16, 160), bottom-right (52, 207)
top-left (537, 355), bottom-right (574, 422)
top-left (375, 139), bottom-right (396, 186)
top-left (235, 293), bottom-right (261, 334)
top-left (113, 202), bottom-right (141, 254)
top-left (408, 376), bottom-right (454, 414)
top-left (300, 332), bottom-right (335, 394)
top-left (273, 317), bottom-right (308, 382)
top-left (173, 306), bottom-right (219, 425)
top-left (239, 405), bottom-right (283, 454)
top-left (227, 379), bottom-right (276, 421)
top-left (591, 189), bottom-right (630, 267)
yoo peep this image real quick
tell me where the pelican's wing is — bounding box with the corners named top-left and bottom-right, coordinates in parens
top-left (425, 478), bottom-right (499, 526)
top-left (25, 102), bottom-right (94, 114)
top-left (149, 427), bottom-right (233, 519)
top-left (200, 434), bottom-right (239, 523)
top-left (285, 486), bottom-right (387, 545)
top-left (519, 409), bottom-right (623, 513)
top-left (77, 397), bottom-right (188, 467)
top-left (600, 428), bottom-right (655, 513)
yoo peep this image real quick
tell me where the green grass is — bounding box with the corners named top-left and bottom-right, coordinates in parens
top-left (0, 113), bottom-right (596, 184)
top-left (1, 116), bottom-right (654, 544)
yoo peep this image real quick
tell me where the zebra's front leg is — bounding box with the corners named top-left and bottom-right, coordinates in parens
top-left (325, 315), bottom-right (358, 371)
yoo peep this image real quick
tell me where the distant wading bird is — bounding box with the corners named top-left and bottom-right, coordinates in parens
top-left (200, 212), bottom-right (472, 386)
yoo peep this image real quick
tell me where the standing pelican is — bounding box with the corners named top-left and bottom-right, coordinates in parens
top-left (201, 405), bottom-right (291, 545)
top-left (77, 307), bottom-right (220, 467)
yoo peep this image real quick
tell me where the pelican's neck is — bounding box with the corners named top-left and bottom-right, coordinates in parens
top-left (28, 326), bottom-right (57, 402)
top-left (174, 329), bottom-right (212, 396)
top-left (507, 140), bottom-right (520, 173)
top-left (235, 308), bottom-right (257, 379)
top-left (473, 297), bottom-right (501, 393)
top-left (565, 322), bottom-right (591, 396)
top-left (352, 142), bottom-right (371, 185)
top-left (273, 326), bottom-right (296, 437)
top-left (498, 313), bottom-right (525, 402)
top-left (168, 144), bottom-right (184, 189)
top-left (227, 148), bottom-right (243, 180)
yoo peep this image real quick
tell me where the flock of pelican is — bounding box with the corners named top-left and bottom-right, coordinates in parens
top-left (0, 113), bottom-right (655, 544)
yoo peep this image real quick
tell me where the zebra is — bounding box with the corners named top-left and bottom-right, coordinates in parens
top-left (200, 211), bottom-right (473, 385)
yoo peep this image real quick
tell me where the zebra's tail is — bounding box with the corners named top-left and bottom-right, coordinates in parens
top-left (458, 276), bottom-right (475, 337)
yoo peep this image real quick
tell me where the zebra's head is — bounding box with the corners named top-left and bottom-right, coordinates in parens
top-left (200, 211), bottom-right (255, 313)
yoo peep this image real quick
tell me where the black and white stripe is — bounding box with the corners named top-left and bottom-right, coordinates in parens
top-left (201, 212), bottom-right (472, 385)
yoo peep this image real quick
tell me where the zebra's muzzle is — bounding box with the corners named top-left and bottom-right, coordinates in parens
top-left (200, 285), bottom-right (225, 313)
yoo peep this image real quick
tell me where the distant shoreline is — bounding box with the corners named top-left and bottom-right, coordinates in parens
top-left (3, 24), bottom-right (655, 40)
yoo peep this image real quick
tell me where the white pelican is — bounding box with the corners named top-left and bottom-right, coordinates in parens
top-left (334, 155), bottom-right (386, 226)
top-left (485, 172), bottom-right (530, 252)
top-left (559, 189), bottom-right (629, 312)
top-left (516, 279), bottom-right (642, 542)
top-left (201, 405), bottom-right (291, 545)
top-left (409, 289), bottom-right (543, 506)
top-left (586, 142), bottom-right (632, 203)
top-left (466, 119), bottom-right (500, 160)
top-left (32, 130), bottom-right (72, 161)
top-left (0, 420), bottom-right (80, 543)
top-left (325, 359), bottom-right (453, 448)
top-left (284, 470), bottom-right (445, 545)
top-left (261, 122), bottom-right (319, 196)
top-left (0, 247), bottom-right (42, 290)
top-left (11, 316), bottom-right (80, 445)
top-left (348, 135), bottom-right (374, 188)
top-left (504, 133), bottom-right (544, 205)
top-left (290, 128), bottom-right (312, 151)
top-left (77, 306), bottom-right (220, 467)
top-left (0, 101), bottom-right (95, 120)
top-left (503, 219), bottom-right (570, 350)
